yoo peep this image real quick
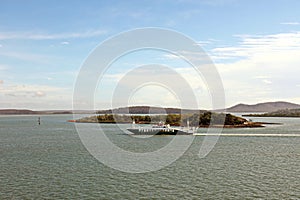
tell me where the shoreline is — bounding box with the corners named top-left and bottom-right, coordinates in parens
top-left (68, 120), bottom-right (272, 128)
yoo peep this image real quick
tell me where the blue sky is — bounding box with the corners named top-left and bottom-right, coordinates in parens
top-left (1, 0), bottom-right (300, 109)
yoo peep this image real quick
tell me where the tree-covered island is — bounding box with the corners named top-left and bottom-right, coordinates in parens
top-left (73, 112), bottom-right (264, 128)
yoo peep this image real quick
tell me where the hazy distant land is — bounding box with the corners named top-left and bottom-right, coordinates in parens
top-left (1, 101), bottom-right (299, 116)
top-left (224, 101), bottom-right (300, 112)
top-left (243, 108), bottom-right (300, 117)
top-left (0, 109), bottom-right (95, 115)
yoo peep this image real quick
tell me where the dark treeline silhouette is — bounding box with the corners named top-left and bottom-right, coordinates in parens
top-left (77, 112), bottom-right (247, 126)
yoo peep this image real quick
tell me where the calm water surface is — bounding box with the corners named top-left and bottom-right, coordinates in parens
top-left (0, 115), bottom-right (299, 199)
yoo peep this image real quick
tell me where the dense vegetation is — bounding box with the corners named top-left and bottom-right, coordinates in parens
top-left (76, 112), bottom-right (247, 126)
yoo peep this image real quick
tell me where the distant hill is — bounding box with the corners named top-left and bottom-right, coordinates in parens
top-left (243, 108), bottom-right (300, 117)
top-left (96, 106), bottom-right (204, 114)
top-left (1, 101), bottom-right (300, 115)
top-left (0, 109), bottom-right (40, 115)
top-left (0, 109), bottom-right (73, 115)
top-left (0, 106), bottom-right (203, 115)
top-left (226, 101), bottom-right (300, 112)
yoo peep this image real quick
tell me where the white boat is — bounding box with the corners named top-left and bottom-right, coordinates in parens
top-left (127, 121), bottom-right (197, 135)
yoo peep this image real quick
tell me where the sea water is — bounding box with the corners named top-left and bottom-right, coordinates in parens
top-left (0, 115), bottom-right (299, 199)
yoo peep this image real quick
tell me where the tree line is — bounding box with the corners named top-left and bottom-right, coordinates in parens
top-left (90, 112), bottom-right (246, 126)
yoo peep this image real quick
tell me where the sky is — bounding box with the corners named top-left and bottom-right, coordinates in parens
top-left (1, 0), bottom-right (300, 110)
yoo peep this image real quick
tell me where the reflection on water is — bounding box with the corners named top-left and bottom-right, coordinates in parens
top-left (0, 115), bottom-right (299, 199)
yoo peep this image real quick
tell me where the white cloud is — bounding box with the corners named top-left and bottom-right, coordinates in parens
top-left (196, 39), bottom-right (219, 46)
top-left (0, 83), bottom-right (68, 98)
top-left (0, 44), bottom-right (2, 47)
top-left (97, 65), bottom-right (213, 109)
top-left (211, 32), bottom-right (300, 68)
top-left (34, 91), bottom-right (46, 97)
top-left (0, 64), bottom-right (9, 71)
top-left (0, 82), bottom-right (72, 109)
top-left (1, 84), bottom-right (50, 98)
top-left (262, 79), bottom-right (272, 84)
top-left (163, 50), bottom-right (211, 63)
top-left (128, 85), bottom-right (181, 108)
top-left (253, 75), bottom-right (271, 79)
top-left (212, 32), bottom-right (300, 62)
top-left (211, 32), bottom-right (300, 106)
top-left (280, 22), bottom-right (300, 25)
top-left (60, 41), bottom-right (70, 45)
top-left (79, 31), bottom-right (300, 109)
top-left (163, 54), bottom-right (181, 60)
top-left (0, 29), bottom-right (107, 40)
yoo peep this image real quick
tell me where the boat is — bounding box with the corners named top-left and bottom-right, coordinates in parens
top-left (127, 121), bottom-right (197, 135)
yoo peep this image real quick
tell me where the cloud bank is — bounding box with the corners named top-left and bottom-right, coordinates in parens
top-left (0, 29), bottom-right (107, 40)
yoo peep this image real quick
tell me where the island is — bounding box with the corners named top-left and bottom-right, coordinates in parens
top-left (0, 109), bottom-right (74, 115)
top-left (223, 101), bottom-right (300, 112)
top-left (72, 111), bottom-right (265, 128)
top-left (243, 108), bottom-right (300, 117)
